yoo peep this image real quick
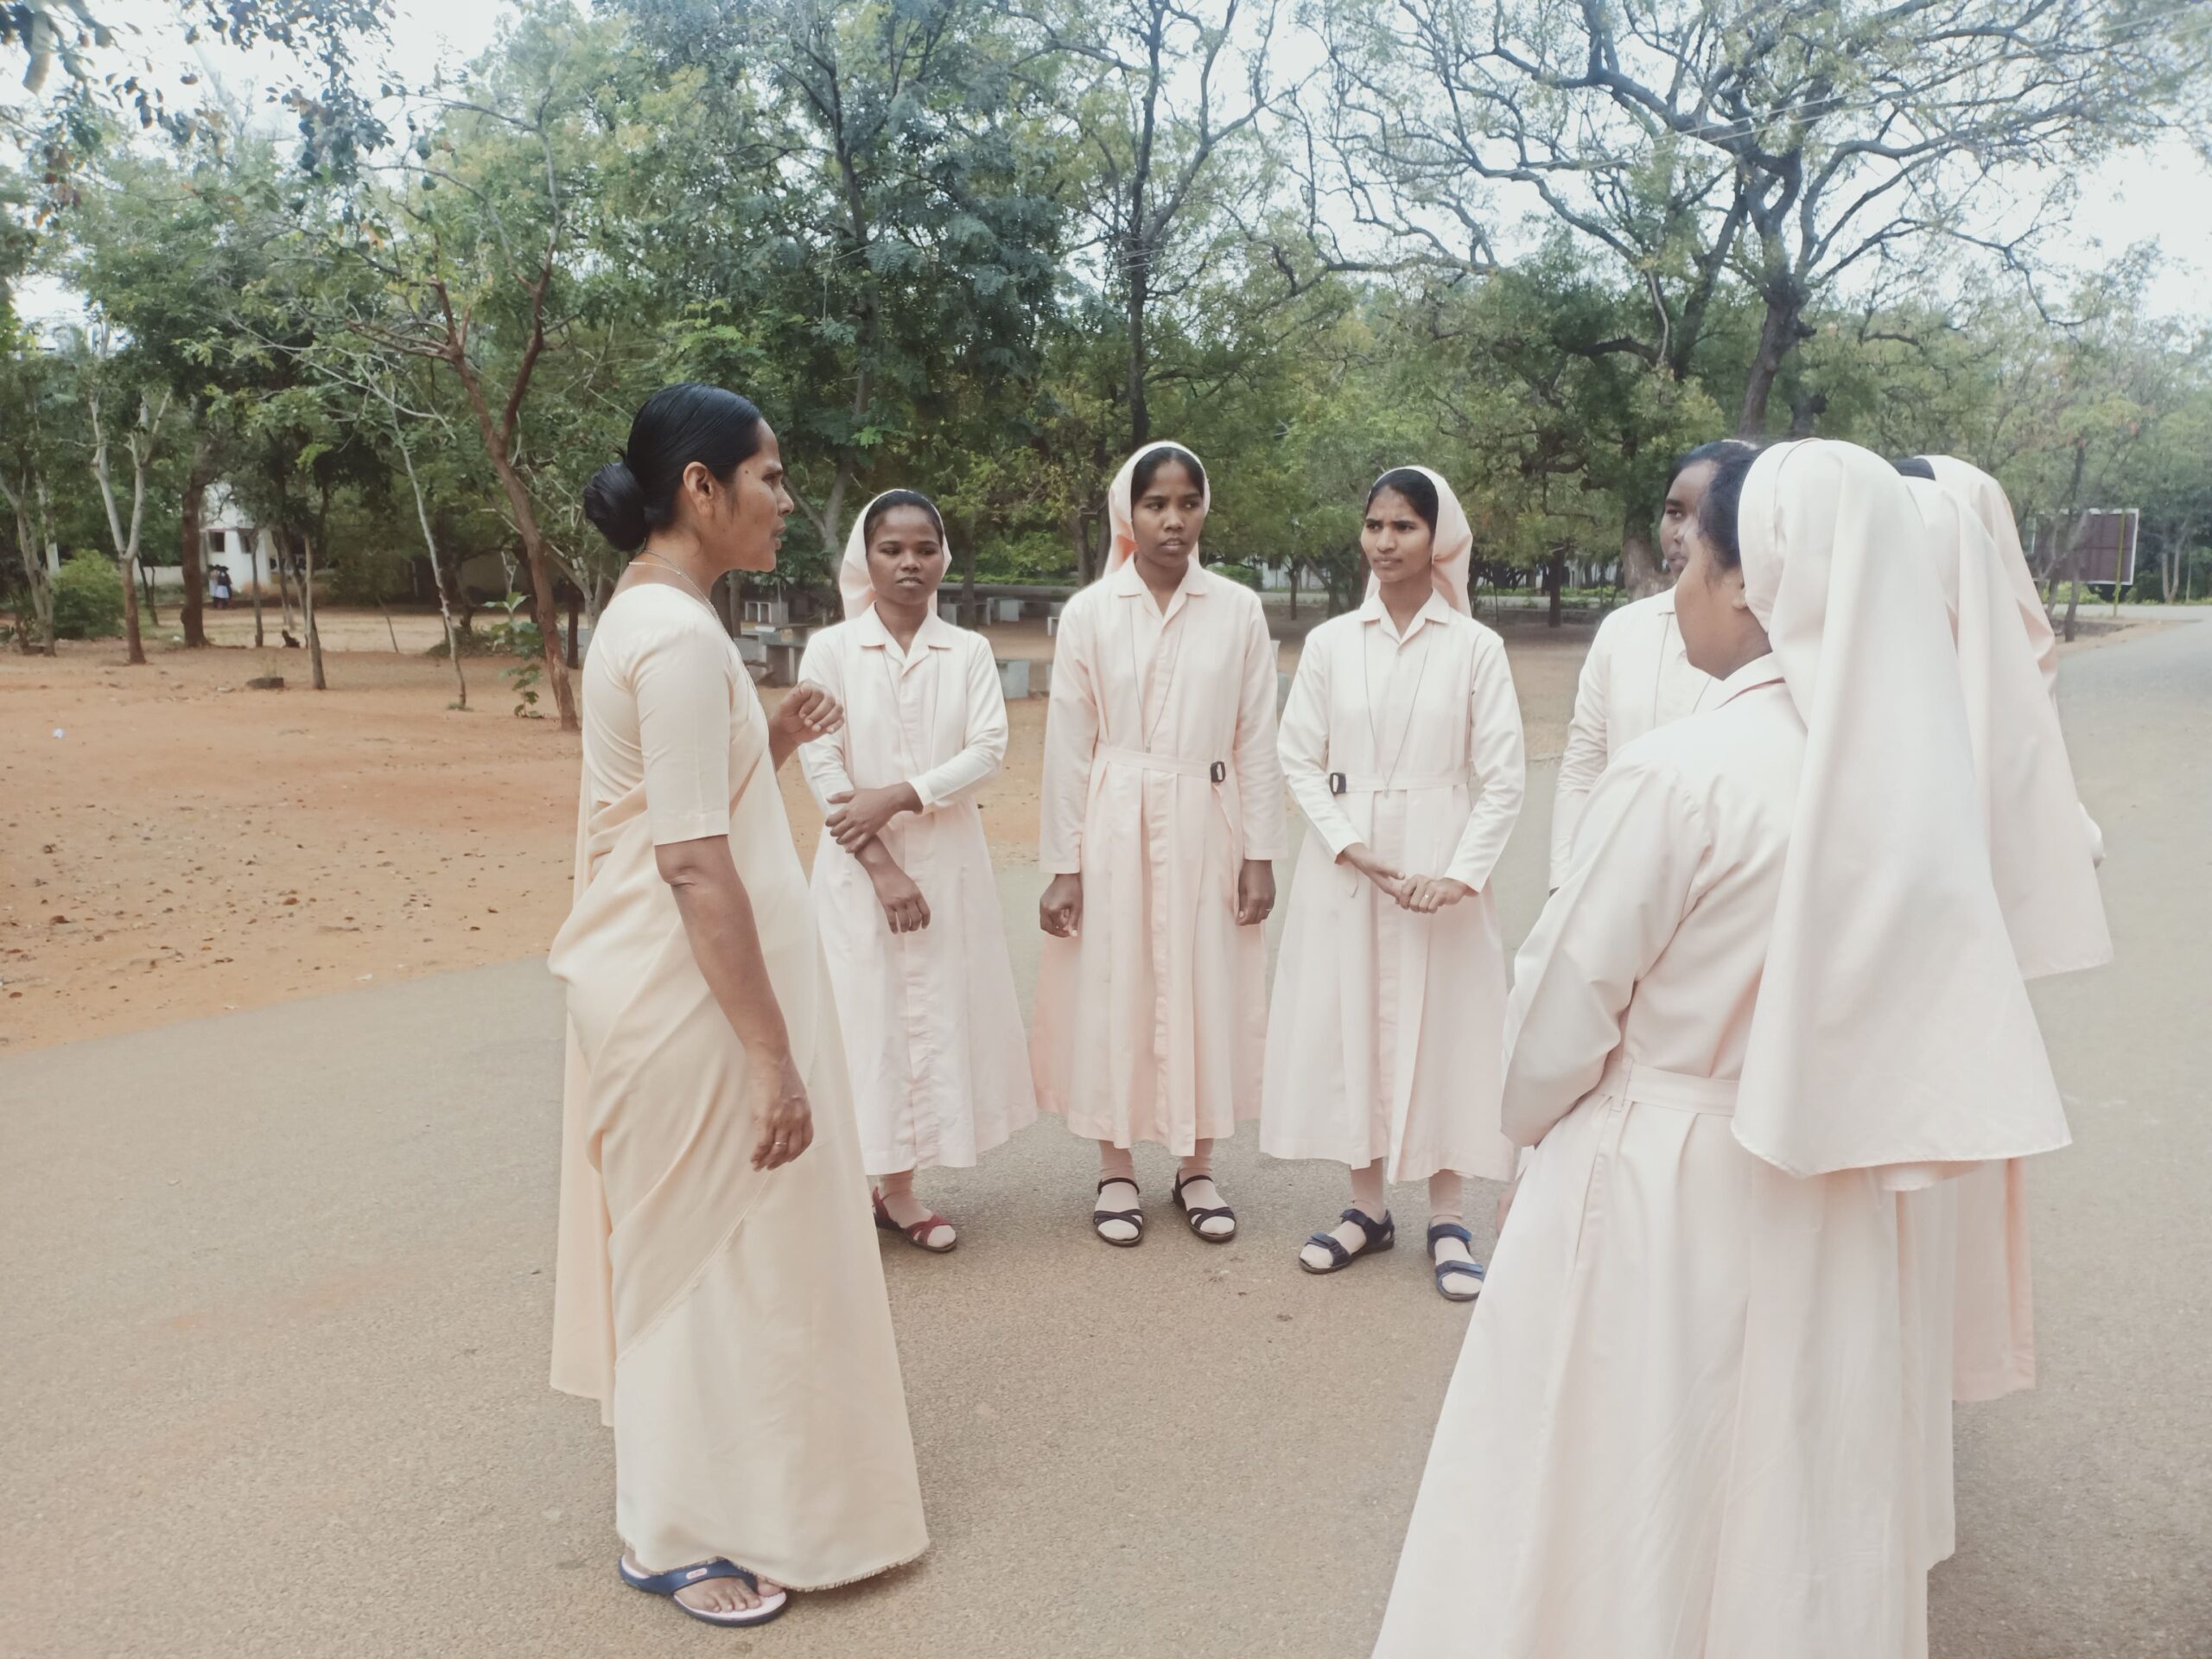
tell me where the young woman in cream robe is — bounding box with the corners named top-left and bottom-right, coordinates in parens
top-left (796, 489), bottom-right (1037, 1252)
top-left (1263, 467), bottom-right (1524, 1300)
top-left (549, 385), bottom-right (926, 1629)
top-left (1033, 442), bottom-right (1287, 1246)
top-left (1373, 439), bottom-right (2069, 1659)
top-left (1547, 441), bottom-right (1748, 887)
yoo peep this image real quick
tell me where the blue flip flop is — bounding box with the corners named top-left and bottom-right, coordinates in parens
top-left (619, 1555), bottom-right (791, 1627)
top-left (1427, 1221), bottom-right (1486, 1302)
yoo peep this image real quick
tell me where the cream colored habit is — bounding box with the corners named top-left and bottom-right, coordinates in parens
top-left (1375, 441), bottom-right (2066, 1659)
top-left (1032, 448), bottom-right (1287, 1152)
top-left (549, 585), bottom-right (927, 1590)
top-left (1901, 475), bottom-right (2111, 1472)
top-left (1547, 588), bottom-right (1716, 887)
top-left (1263, 474), bottom-right (1525, 1183)
top-left (798, 509), bottom-right (1036, 1176)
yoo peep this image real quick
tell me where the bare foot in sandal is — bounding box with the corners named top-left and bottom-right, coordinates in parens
top-left (621, 1553), bottom-right (787, 1623)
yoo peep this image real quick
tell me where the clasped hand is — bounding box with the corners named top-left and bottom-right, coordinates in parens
top-left (1338, 843), bottom-right (1473, 913)
top-left (828, 783), bottom-right (920, 853)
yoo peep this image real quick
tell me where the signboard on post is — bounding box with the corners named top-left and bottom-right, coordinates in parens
top-left (2030, 509), bottom-right (2139, 592)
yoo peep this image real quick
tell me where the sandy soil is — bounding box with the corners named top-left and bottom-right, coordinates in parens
top-left (0, 597), bottom-right (1859, 1052)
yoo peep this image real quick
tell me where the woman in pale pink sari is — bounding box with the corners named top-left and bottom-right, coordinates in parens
top-left (1033, 443), bottom-right (1287, 1245)
top-left (1373, 439), bottom-right (2069, 1659)
top-left (549, 385), bottom-right (926, 1629)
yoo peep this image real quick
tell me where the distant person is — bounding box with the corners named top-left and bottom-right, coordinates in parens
top-left (1033, 442), bottom-right (1287, 1246)
top-left (1920, 455), bottom-right (2060, 698)
top-left (210, 567), bottom-right (232, 609)
top-left (1263, 467), bottom-right (1525, 1301)
top-left (1374, 439), bottom-right (2069, 1659)
top-left (1887, 463), bottom-right (2113, 1571)
top-left (1547, 439), bottom-right (1753, 888)
top-left (795, 488), bottom-right (1037, 1253)
top-left (549, 383), bottom-right (925, 1630)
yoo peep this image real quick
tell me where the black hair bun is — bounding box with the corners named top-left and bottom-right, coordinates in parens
top-left (583, 460), bottom-right (648, 552)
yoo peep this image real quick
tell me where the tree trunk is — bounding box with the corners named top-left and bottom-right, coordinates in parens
top-left (396, 435), bottom-right (467, 709)
top-left (140, 561), bottom-right (160, 627)
top-left (8, 493), bottom-right (56, 655)
top-left (1787, 390), bottom-right (1828, 438)
top-left (1547, 543), bottom-right (1567, 628)
top-left (1126, 245), bottom-right (1151, 452)
top-left (1069, 507), bottom-right (1094, 588)
top-left (276, 537), bottom-right (298, 643)
top-left (180, 444), bottom-right (210, 647)
top-left (961, 519), bottom-right (979, 628)
top-left (565, 584), bottom-right (582, 669)
top-left (1738, 282), bottom-right (1805, 437)
top-left (119, 548), bottom-right (145, 664)
top-left (302, 531), bottom-right (327, 689)
top-left (450, 355), bottom-right (577, 729)
top-left (1287, 561), bottom-right (1299, 620)
top-left (1620, 503), bottom-right (1663, 597)
top-left (250, 535), bottom-right (265, 647)
top-left (2061, 529), bottom-right (2082, 644)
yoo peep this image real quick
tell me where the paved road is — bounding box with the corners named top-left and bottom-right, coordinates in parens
top-left (3, 614), bottom-right (2205, 1658)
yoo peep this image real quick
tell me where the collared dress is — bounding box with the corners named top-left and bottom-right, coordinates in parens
top-left (1031, 558), bottom-right (1288, 1153)
top-left (1262, 589), bottom-right (1526, 1181)
top-left (797, 608), bottom-right (1036, 1177)
top-left (1548, 588), bottom-right (1716, 887)
top-left (1376, 656), bottom-right (1937, 1659)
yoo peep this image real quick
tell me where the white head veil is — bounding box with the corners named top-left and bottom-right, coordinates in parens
top-left (1902, 476), bottom-right (2111, 981)
top-left (840, 492), bottom-right (950, 619)
top-left (1923, 456), bottom-right (2058, 701)
top-left (1732, 440), bottom-right (2069, 1179)
top-left (1362, 467), bottom-right (1473, 614)
top-left (1106, 442), bottom-right (1211, 573)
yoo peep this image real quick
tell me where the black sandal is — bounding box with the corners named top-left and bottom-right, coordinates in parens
top-left (1300, 1207), bottom-right (1395, 1273)
top-left (1093, 1177), bottom-right (1144, 1247)
top-left (1427, 1221), bottom-right (1486, 1302)
top-left (1171, 1169), bottom-right (1237, 1243)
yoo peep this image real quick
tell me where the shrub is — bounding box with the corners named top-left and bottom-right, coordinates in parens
top-left (1210, 561), bottom-right (1262, 590)
top-left (51, 555), bottom-right (124, 639)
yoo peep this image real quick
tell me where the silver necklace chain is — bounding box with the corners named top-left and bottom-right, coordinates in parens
top-left (633, 552), bottom-right (715, 608)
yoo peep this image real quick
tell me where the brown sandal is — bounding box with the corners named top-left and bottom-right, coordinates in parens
top-left (874, 1189), bottom-right (957, 1253)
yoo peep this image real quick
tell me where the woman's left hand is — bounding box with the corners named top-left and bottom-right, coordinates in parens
top-left (828, 783), bottom-right (921, 853)
top-left (1236, 859), bottom-right (1276, 926)
top-left (772, 683), bottom-right (844, 747)
top-left (1396, 875), bottom-right (1473, 914)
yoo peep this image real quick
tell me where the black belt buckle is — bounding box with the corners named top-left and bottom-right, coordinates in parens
top-left (1209, 760), bottom-right (1227, 785)
top-left (1328, 771), bottom-right (1347, 797)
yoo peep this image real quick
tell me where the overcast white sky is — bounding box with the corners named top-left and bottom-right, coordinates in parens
top-left (10, 0), bottom-right (2210, 325)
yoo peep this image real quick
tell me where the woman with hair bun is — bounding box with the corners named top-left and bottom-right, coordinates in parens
top-left (794, 488), bottom-right (1036, 1252)
top-left (1263, 467), bottom-right (1525, 1301)
top-left (549, 385), bottom-right (927, 1629)
top-left (1033, 442), bottom-right (1287, 1247)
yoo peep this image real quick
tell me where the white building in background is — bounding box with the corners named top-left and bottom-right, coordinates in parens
top-left (200, 485), bottom-right (281, 589)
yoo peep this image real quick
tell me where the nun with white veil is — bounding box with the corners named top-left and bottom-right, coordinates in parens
top-left (1371, 439), bottom-right (2069, 1659)
top-left (1889, 468), bottom-right (2113, 1568)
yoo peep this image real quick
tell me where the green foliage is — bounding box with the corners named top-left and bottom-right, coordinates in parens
top-left (6, 0), bottom-right (2209, 661)
top-left (50, 552), bottom-right (123, 638)
top-left (488, 593), bottom-right (545, 717)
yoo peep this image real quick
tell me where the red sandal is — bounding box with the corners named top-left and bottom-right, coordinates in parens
top-left (873, 1189), bottom-right (957, 1253)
